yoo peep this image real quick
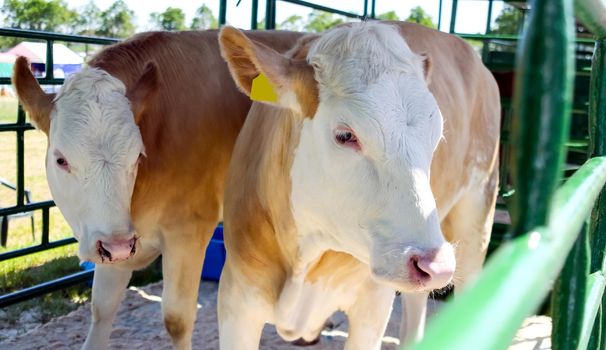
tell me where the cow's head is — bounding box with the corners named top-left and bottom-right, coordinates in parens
top-left (220, 23), bottom-right (455, 292)
top-left (12, 57), bottom-right (158, 264)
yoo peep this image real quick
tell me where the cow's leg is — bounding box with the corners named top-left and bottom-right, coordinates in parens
top-left (399, 292), bottom-right (428, 347)
top-left (344, 281), bottom-right (394, 350)
top-left (160, 221), bottom-right (214, 350)
top-left (83, 264), bottom-right (132, 350)
top-left (218, 263), bottom-right (269, 350)
top-left (442, 168), bottom-right (498, 292)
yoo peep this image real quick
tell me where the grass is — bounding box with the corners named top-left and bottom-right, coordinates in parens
top-left (0, 95), bottom-right (162, 331)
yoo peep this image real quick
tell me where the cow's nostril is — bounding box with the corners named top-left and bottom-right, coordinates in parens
top-left (411, 256), bottom-right (431, 280)
top-left (97, 241), bottom-right (112, 262)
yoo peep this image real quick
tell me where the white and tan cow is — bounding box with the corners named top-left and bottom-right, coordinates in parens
top-left (12, 30), bottom-right (303, 349)
top-left (218, 21), bottom-right (500, 349)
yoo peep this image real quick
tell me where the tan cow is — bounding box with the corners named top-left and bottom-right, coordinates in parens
top-left (12, 30), bottom-right (303, 349)
top-left (218, 21), bottom-right (500, 349)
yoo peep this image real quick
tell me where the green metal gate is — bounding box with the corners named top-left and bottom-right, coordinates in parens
top-left (408, 0), bottom-right (606, 349)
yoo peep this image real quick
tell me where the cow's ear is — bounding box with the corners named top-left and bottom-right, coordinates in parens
top-left (12, 56), bottom-right (55, 134)
top-left (420, 53), bottom-right (432, 84)
top-left (219, 26), bottom-right (319, 117)
top-left (127, 61), bottom-right (159, 124)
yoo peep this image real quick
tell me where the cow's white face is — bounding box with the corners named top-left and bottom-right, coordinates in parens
top-left (12, 58), bottom-right (158, 264)
top-left (290, 73), bottom-right (451, 292)
top-left (219, 22), bottom-right (455, 292)
top-left (47, 68), bottom-right (144, 263)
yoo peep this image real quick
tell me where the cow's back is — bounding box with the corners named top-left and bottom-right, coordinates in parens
top-left (89, 30), bottom-right (304, 227)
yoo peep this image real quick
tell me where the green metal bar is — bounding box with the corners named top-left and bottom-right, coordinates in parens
top-left (0, 270), bottom-right (94, 308)
top-left (457, 33), bottom-right (595, 44)
top-left (0, 28), bottom-right (118, 44)
top-left (370, 0), bottom-right (375, 19)
top-left (581, 272), bottom-right (606, 350)
top-left (0, 77), bottom-right (64, 85)
top-left (587, 34), bottom-right (606, 350)
top-left (438, 0), bottom-right (443, 31)
top-left (587, 36), bottom-right (606, 350)
top-left (485, 0), bottom-right (494, 34)
top-left (408, 156), bottom-right (606, 350)
top-left (0, 123), bottom-right (35, 132)
top-left (41, 207), bottom-right (49, 245)
top-left (16, 106), bottom-right (25, 207)
top-left (45, 40), bottom-right (54, 79)
top-left (363, 0), bottom-right (368, 18)
top-left (0, 238), bottom-right (76, 261)
top-left (279, 0), bottom-right (364, 19)
top-left (251, 0), bottom-right (259, 29)
top-left (265, 0), bottom-right (275, 29)
top-left (509, 0), bottom-right (575, 237)
top-left (575, 0), bottom-right (606, 39)
top-left (551, 221), bottom-right (590, 350)
top-left (449, 0), bottom-right (458, 33)
top-left (0, 200), bottom-right (55, 216)
top-left (589, 307), bottom-right (603, 350)
top-left (219, 0), bottom-right (227, 26)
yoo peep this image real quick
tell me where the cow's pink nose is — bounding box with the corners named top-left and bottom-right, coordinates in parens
top-left (408, 246), bottom-right (455, 289)
top-left (97, 236), bottom-right (137, 263)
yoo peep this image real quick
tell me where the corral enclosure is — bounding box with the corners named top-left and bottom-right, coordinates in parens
top-left (1, 0), bottom-right (604, 349)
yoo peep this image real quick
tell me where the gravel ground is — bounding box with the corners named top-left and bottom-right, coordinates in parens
top-left (0, 280), bottom-right (550, 349)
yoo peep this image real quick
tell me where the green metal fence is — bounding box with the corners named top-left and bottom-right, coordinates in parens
top-left (0, 29), bottom-right (117, 307)
top-left (407, 0), bottom-right (606, 349)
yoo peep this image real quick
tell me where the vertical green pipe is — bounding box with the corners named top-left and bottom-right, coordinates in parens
top-left (41, 207), bottom-right (49, 245)
top-left (370, 0), bottom-right (376, 19)
top-left (449, 0), bottom-right (458, 33)
top-left (265, 0), bottom-right (275, 29)
top-left (16, 106), bottom-right (25, 207)
top-left (219, 0), bottom-right (227, 26)
top-left (45, 40), bottom-right (53, 79)
top-left (587, 38), bottom-right (606, 350)
top-left (363, 0), bottom-right (368, 18)
top-left (438, 0), bottom-right (443, 31)
top-left (509, 0), bottom-right (575, 237)
top-left (251, 0), bottom-right (258, 29)
top-left (485, 0), bottom-right (494, 34)
top-left (552, 222), bottom-right (590, 350)
top-left (482, 0), bottom-right (495, 62)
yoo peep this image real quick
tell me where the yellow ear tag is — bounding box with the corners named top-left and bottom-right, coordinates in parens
top-left (250, 73), bottom-right (278, 103)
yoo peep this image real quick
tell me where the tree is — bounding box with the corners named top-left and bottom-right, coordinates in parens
top-left (304, 10), bottom-right (344, 33)
top-left (377, 11), bottom-right (399, 21)
top-left (96, 0), bottom-right (135, 38)
top-left (73, 1), bottom-right (102, 36)
top-left (405, 6), bottom-right (436, 29)
top-left (492, 5), bottom-right (524, 35)
top-left (190, 4), bottom-right (218, 30)
top-left (150, 7), bottom-right (186, 31)
top-left (2, 0), bottom-right (77, 32)
top-left (277, 15), bottom-right (304, 31)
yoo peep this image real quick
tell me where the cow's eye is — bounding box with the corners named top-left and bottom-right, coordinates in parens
top-left (57, 157), bottom-right (70, 171)
top-left (335, 127), bottom-right (361, 151)
top-left (54, 150), bottom-right (70, 172)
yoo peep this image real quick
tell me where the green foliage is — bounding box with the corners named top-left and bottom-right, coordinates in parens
top-left (73, 1), bottom-right (102, 36)
top-left (150, 7), bottom-right (186, 31)
top-left (405, 6), bottom-right (436, 29)
top-left (190, 4), bottom-right (218, 30)
top-left (377, 10), bottom-right (399, 21)
top-left (304, 10), bottom-right (344, 33)
top-left (492, 4), bottom-right (524, 35)
top-left (1, 0), bottom-right (77, 32)
top-left (96, 0), bottom-right (135, 38)
top-left (278, 14), bottom-right (304, 31)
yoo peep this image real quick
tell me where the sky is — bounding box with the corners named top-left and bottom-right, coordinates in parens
top-left (64, 0), bottom-right (506, 34)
